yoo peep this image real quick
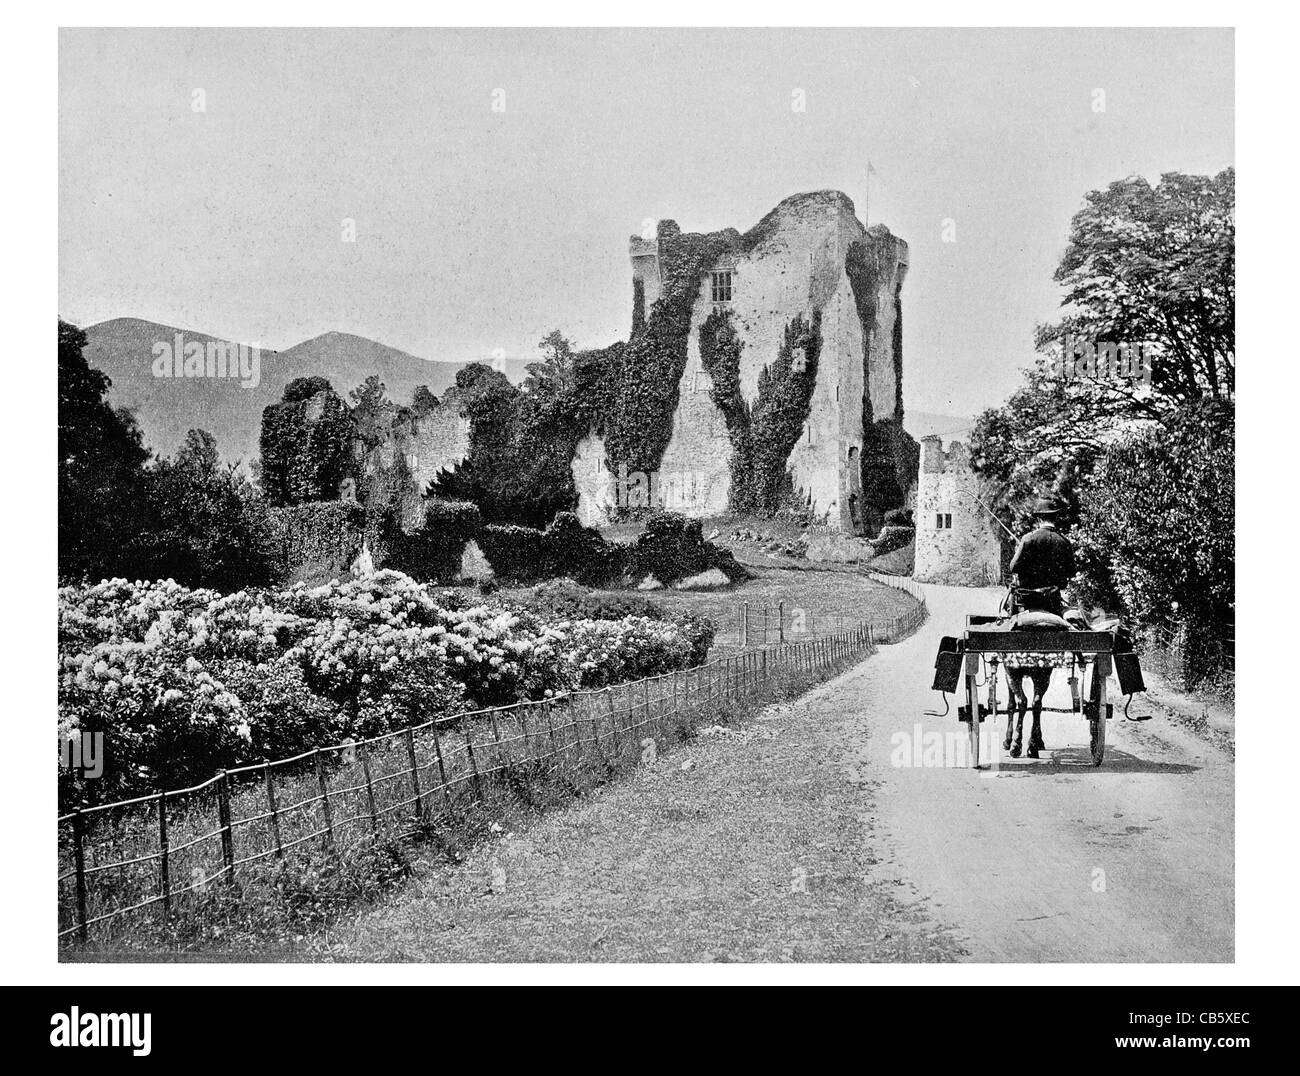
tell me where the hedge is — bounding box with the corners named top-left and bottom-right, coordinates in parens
top-left (479, 510), bottom-right (747, 589)
top-left (627, 511), bottom-right (748, 586)
top-left (266, 501), bottom-right (366, 582)
top-left (377, 499), bottom-right (482, 584)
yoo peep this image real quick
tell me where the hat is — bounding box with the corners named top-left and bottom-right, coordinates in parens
top-left (1032, 494), bottom-right (1069, 518)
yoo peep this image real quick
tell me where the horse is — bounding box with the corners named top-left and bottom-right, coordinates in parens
top-left (999, 591), bottom-right (1075, 759)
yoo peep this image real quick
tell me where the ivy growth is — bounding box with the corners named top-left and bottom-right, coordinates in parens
top-left (846, 230), bottom-right (914, 529)
top-left (698, 307), bottom-right (822, 514)
top-left (604, 220), bottom-right (742, 475)
top-left (259, 377), bottom-right (355, 507)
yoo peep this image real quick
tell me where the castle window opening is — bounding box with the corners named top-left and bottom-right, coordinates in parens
top-left (710, 270), bottom-right (733, 304)
top-left (935, 512), bottom-right (953, 529)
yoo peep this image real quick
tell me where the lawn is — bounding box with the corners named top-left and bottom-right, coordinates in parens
top-left (487, 561), bottom-right (917, 655)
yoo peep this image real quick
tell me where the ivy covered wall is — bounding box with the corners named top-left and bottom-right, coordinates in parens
top-left (845, 229), bottom-right (917, 531)
top-left (259, 377), bottom-right (355, 507)
top-left (698, 308), bottom-right (823, 514)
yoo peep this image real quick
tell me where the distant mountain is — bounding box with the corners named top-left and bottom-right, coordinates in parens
top-left (905, 410), bottom-right (973, 441)
top-left (79, 318), bottom-right (530, 467)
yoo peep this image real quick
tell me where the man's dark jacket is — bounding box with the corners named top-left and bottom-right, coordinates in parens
top-left (1009, 524), bottom-right (1076, 590)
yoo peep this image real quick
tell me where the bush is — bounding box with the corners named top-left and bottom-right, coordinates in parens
top-left (629, 511), bottom-right (749, 585)
top-left (58, 571), bottom-right (716, 808)
top-left (541, 511), bottom-right (623, 584)
top-left (871, 524), bottom-right (915, 556)
top-left (480, 512), bottom-right (626, 585)
top-left (884, 507), bottom-right (913, 527)
top-left (378, 499), bottom-right (481, 584)
top-left (479, 523), bottom-right (548, 581)
top-left (1073, 400), bottom-right (1234, 686)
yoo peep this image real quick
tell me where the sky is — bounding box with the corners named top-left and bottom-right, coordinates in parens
top-left (58, 27), bottom-right (1234, 419)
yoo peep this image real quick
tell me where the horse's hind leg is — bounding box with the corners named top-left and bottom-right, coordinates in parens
top-left (1002, 671), bottom-right (1016, 750)
top-left (1006, 672), bottom-right (1026, 757)
top-left (1027, 669), bottom-right (1051, 757)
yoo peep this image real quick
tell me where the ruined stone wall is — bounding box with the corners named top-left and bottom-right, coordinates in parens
top-left (403, 403), bottom-right (471, 493)
top-left (571, 431), bottom-right (614, 526)
top-left (912, 436), bottom-right (1004, 587)
top-left (351, 398), bottom-right (471, 531)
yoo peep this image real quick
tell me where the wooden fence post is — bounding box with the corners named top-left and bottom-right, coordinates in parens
top-left (359, 741), bottom-right (379, 838)
top-left (157, 792), bottom-right (170, 915)
top-left (608, 689), bottom-right (622, 757)
top-left (312, 752), bottom-right (335, 853)
top-left (72, 809), bottom-right (88, 944)
top-left (430, 721), bottom-right (452, 812)
top-left (217, 771), bottom-right (236, 880)
top-left (404, 728), bottom-right (423, 822)
top-left (544, 698), bottom-right (559, 757)
top-left (488, 709), bottom-right (505, 772)
top-left (778, 600), bottom-right (785, 644)
top-left (587, 695), bottom-right (604, 761)
top-left (265, 762), bottom-right (283, 859)
top-left (464, 725), bottom-right (484, 801)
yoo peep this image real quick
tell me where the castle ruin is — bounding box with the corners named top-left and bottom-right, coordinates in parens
top-left (574, 190), bottom-right (915, 534)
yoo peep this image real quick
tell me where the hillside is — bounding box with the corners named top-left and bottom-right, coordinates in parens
top-left (80, 318), bottom-right (529, 467)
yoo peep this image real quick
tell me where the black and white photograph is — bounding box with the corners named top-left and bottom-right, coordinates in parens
top-left (5, 6), bottom-right (1294, 1039)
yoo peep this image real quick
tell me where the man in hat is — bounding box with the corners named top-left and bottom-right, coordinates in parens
top-left (1008, 494), bottom-right (1076, 616)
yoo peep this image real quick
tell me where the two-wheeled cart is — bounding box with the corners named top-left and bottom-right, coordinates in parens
top-left (931, 616), bottom-right (1146, 769)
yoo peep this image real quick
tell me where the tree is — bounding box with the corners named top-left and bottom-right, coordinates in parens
top-left (58, 319), bottom-right (151, 582)
top-left (1041, 168), bottom-right (1234, 405)
top-left (969, 171), bottom-right (1235, 679)
top-left (136, 429), bottom-right (275, 591)
top-left (1073, 401), bottom-right (1234, 685)
top-left (430, 363), bottom-right (577, 527)
top-left (411, 384), bottom-right (439, 415)
top-left (972, 169), bottom-right (1235, 527)
top-left (523, 330), bottom-right (576, 399)
top-left (349, 374), bottom-right (394, 450)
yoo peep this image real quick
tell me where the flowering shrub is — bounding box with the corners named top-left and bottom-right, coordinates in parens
top-left (58, 571), bottom-right (714, 808)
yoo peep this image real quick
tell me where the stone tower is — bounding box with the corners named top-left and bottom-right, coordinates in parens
top-left (575, 190), bottom-right (914, 534)
top-left (912, 435), bottom-right (1005, 586)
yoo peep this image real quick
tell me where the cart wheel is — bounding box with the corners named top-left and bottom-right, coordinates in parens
top-left (965, 667), bottom-right (981, 769)
top-left (1090, 712), bottom-right (1106, 765)
top-left (1088, 656), bottom-right (1109, 766)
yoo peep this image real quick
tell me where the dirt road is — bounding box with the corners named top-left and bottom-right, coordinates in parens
top-left (857, 582), bottom-right (1233, 962)
top-left (328, 581), bottom-right (1232, 962)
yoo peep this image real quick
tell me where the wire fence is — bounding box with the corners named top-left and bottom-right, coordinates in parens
top-left (701, 574), bottom-right (929, 649)
top-left (58, 585), bottom-right (927, 947)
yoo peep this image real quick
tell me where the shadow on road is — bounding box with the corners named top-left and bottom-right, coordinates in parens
top-left (988, 746), bottom-right (1200, 776)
